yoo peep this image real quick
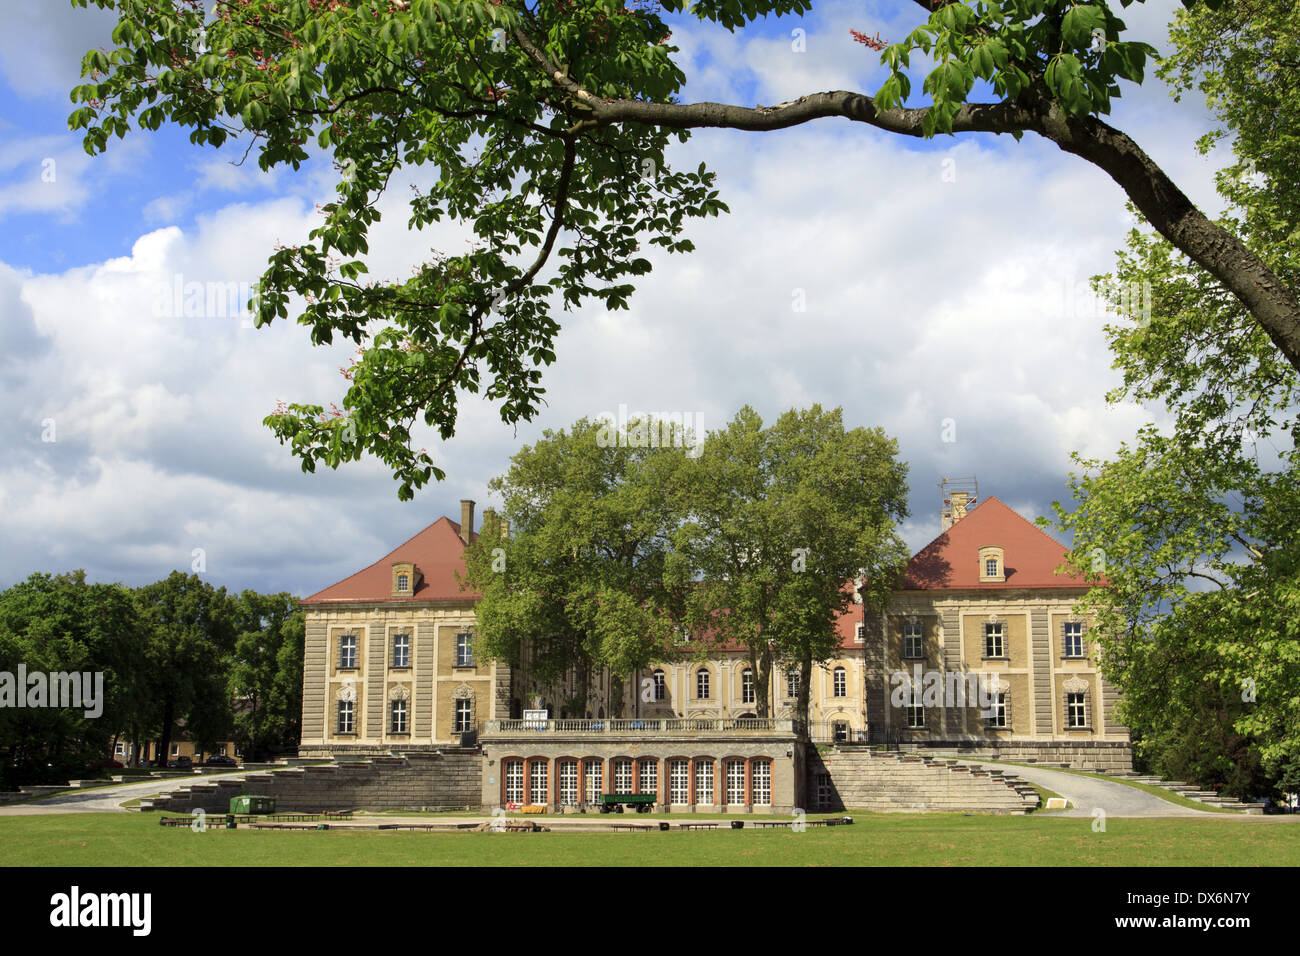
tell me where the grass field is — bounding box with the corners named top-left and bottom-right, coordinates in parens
top-left (2, 812), bottom-right (1296, 866)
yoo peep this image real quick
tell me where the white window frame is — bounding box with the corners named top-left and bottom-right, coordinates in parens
top-left (339, 634), bottom-right (357, 669)
top-left (337, 699), bottom-right (354, 734)
top-left (454, 698), bottom-right (472, 734)
top-left (392, 632), bottom-right (410, 668)
top-left (694, 760), bottom-right (715, 805)
top-left (1068, 692), bottom-right (1088, 728)
top-left (903, 622), bottom-right (923, 659)
top-left (613, 758), bottom-right (634, 794)
top-left (638, 760), bottom-right (658, 797)
top-left (653, 669), bottom-right (666, 701)
top-left (984, 622), bottom-right (1005, 659)
top-left (742, 669), bottom-right (755, 704)
top-left (725, 759), bottom-right (745, 805)
top-left (1064, 621), bottom-right (1084, 658)
top-left (558, 761), bottom-right (579, 805)
top-left (906, 701), bottom-right (925, 729)
top-left (752, 761), bottom-right (772, 806)
top-left (669, 759), bottom-right (690, 804)
top-left (390, 698), bottom-right (408, 734)
top-left (833, 666), bottom-right (847, 698)
top-left (529, 760), bottom-right (548, 804)
top-left (988, 692), bottom-right (1007, 728)
top-left (786, 668), bottom-right (799, 700)
top-left (583, 759), bottom-right (603, 804)
top-left (696, 668), bottom-right (710, 700)
top-left (455, 631), bottom-right (474, 667)
top-left (505, 760), bottom-right (524, 804)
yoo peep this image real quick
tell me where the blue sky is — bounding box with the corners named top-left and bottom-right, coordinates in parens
top-left (0, 0), bottom-right (1228, 597)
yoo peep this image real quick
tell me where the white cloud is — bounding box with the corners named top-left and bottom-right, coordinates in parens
top-left (0, 0), bottom-right (1238, 592)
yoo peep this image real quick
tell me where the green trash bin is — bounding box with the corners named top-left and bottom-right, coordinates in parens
top-left (229, 795), bottom-right (277, 814)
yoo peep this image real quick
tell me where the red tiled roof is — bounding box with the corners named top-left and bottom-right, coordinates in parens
top-left (301, 516), bottom-right (480, 604)
top-left (900, 495), bottom-right (1086, 590)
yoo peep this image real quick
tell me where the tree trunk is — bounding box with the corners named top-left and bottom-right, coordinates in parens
top-left (157, 696), bottom-right (175, 767)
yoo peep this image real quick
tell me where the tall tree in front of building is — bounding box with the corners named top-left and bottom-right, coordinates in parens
top-left (228, 591), bottom-right (305, 761)
top-left (1047, 0), bottom-right (1300, 799)
top-left (135, 572), bottom-right (237, 766)
top-left (676, 406), bottom-right (910, 725)
top-left (462, 417), bottom-right (693, 716)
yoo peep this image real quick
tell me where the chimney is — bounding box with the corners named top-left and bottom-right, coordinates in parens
top-left (460, 499), bottom-right (475, 544)
top-left (500, 517), bottom-right (510, 539)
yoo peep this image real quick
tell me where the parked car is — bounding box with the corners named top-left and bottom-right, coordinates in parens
top-left (85, 759), bottom-right (123, 772)
top-left (203, 755), bottom-right (237, 767)
top-left (166, 756), bottom-right (193, 769)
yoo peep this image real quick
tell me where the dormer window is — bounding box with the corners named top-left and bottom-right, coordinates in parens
top-left (978, 546), bottom-right (1005, 583)
top-left (391, 561), bottom-right (418, 598)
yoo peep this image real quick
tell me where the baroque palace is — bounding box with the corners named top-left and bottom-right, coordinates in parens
top-left (298, 488), bottom-right (1130, 813)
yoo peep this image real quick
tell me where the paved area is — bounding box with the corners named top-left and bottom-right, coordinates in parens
top-left (983, 763), bottom-right (1243, 818)
top-left (0, 771), bottom-right (253, 815)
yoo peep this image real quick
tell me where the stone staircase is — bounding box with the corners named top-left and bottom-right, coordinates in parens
top-left (1098, 771), bottom-right (1266, 814)
top-left (812, 748), bottom-right (1039, 814)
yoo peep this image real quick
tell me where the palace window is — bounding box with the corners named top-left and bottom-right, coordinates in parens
top-left (529, 760), bottom-right (548, 804)
top-left (454, 698), bottom-right (472, 734)
top-left (695, 760), bottom-right (715, 805)
top-left (786, 668), bottom-right (800, 700)
top-left (337, 700), bottom-right (354, 734)
top-left (834, 721), bottom-right (849, 742)
top-left (1067, 692), bottom-right (1088, 728)
top-left (455, 631), bottom-right (474, 667)
top-left (1064, 621), bottom-right (1085, 658)
top-left (558, 761), bottom-right (579, 805)
top-left (583, 759), bottom-right (603, 804)
top-left (742, 669), bottom-right (755, 704)
top-left (986, 693), bottom-right (1008, 728)
top-left (906, 695), bottom-right (925, 729)
top-left (396, 573), bottom-right (409, 593)
top-left (390, 699), bottom-right (408, 734)
top-left (752, 760), bottom-right (772, 806)
top-left (984, 623), bottom-right (1005, 659)
top-left (696, 668), bottom-right (710, 700)
top-left (855, 622), bottom-right (865, 644)
top-left (833, 666), bottom-right (847, 698)
top-left (392, 633), bottom-right (410, 668)
top-left (903, 622), bottom-right (923, 659)
top-left (979, 547), bottom-right (1006, 583)
top-left (652, 669), bottom-right (666, 701)
top-left (726, 760), bottom-right (745, 805)
top-left (638, 759), bottom-right (658, 797)
top-left (339, 634), bottom-right (357, 669)
top-left (669, 760), bottom-right (690, 804)
top-left (613, 758), bottom-right (634, 795)
top-left (504, 760), bottom-right (524, 804)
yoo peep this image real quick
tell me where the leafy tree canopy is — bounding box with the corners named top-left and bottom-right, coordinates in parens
top-left (68, 0), bottom-right (1294, 498)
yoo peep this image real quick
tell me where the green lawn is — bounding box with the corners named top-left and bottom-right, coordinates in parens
top-left (1, 812), bottom-right (1296, 866)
